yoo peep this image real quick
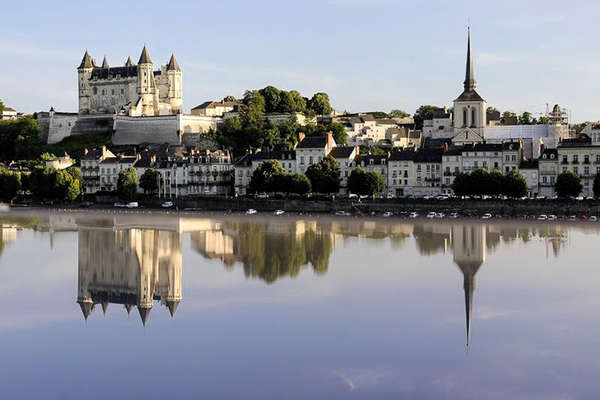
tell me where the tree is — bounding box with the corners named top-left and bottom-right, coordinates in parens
top-left (222, 95), bottom-right (237, 102)
top-left (53, 169), bottom-right (79, 202)
top-left (140, 168), bottom-right (160, 194)
top-left (305, 156), bottom-right (340, 194)
top-left (117, 166), bottom-right (138, 201)
top-left (66, 166), bottom-right (83, 193)
top-left (554, 171), bottom-right (582, 198)
top-left (502, 169), bottom-right (527, 198)
top-left (0, 168), bottom-right (21, 201)
top-left (348, 167), bottom-right (386, 196)
top-left (500, 111), bottom-right (516, 125)
top-left (259, 86), bottom-right (282, 113)
top-left (594, 174), bottom-right (600, 199)
top-left (0, 99), bottom-right (4, 114)
top-left (29, 166), bottom-right (57, 199)
top-left (249, 160), bottom-right (284, 193)
top-left (390, 109), bottom-right (409, 118)
top-left (288, 173), bottom-right (311, 195)
top-left (308, 93), bottom-right (332, 115)
top-left (327, 122), bottom-right (347, 146)
top-left (242, 90), bottom-right (265, 123)
top-left (365, 111), bottom-right (389, 119)
top-left (518, 112), bottom-right (533, 125)
top-left (413, 105), bottom-right (439, 129)
top-left (280, 90), bottom-right (307, 113)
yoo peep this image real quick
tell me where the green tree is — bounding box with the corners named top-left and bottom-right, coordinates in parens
top-left (413, 105), bottom-right (439, 130)
top-left (554, 171), bottom-right (582, 198)
top-left (288, 173), bottom-right (311, 195)
top-left (117, 166), bottom-right (138, 201)
top-left (0, 99), bottom-right (4, 114)
top-left (0, 168), bottom-right (21, 201)
top-left (348, 167), bottom-right (386, 196)
top-left (53, 169), bottom-right (79, 201)
top-left (502, 169), bottom-right (527, 198)
top-left (0, 117), bottom-right (42, 162)
top-left (279, 90), bottom-right (307, 113)
top-left (594, 174), bottom-right (600, 198)
top-left (222, 95), bottom-right (237, 102)
top-left (327, 122), bottom-right (347, 145)
top-left (500, 111), bottom-right (516, 125)
top-left (66, 166), bottom-right (83, 193)
top-left (249, 160), bottom-right (284, 193)
top-left (390, 109), bottom-right (409, 118)
top-left (365, 111), bottom-right (389, 119)
top-left (139, 168), bottom-right (160, 194)
top-left (259, 86), bottom-right (282, 113)
top-left (242, 90), bottom-right (265, 123)
top-left (305, 156), bottom-right (340, 194)
top-left (29, 166), bottom-right (57, 199)
top-left (518, 112), bottom-right (533, 125)
top-left (308, 93), bottom-right (332, 115)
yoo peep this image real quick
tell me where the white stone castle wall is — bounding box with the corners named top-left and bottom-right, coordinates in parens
top-left (113, 115), bottom-right (181, 145)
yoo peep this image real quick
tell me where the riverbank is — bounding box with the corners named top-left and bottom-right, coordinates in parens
top-left (6, 196), bottom-right (600, 219)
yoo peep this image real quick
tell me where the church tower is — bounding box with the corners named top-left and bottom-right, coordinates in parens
top-left (166, 54), bottom-right (183, 114)
top-left (137, 46), bottom-right (156, 116)
top-left (453, 27), bottom-right (487, 142)
top-left (77, 50), bottom-right (94, 115)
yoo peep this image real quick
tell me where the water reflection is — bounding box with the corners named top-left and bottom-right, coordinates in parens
top-left (0, 213), bottom-right (576, 336)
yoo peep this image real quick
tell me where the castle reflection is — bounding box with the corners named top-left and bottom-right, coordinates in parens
top-left (0, 213), bottom-right (574, 336)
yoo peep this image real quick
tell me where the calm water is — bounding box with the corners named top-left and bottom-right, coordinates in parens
top-left (0, 211), bottom-right (599, 399)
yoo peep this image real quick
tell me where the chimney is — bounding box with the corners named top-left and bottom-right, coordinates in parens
top-left (205, 149), bottom-right (210, 156)
top-left (355, 145), bottom-right (360, 156)
top-left (84, 148), bottom-right (89, 155)
top-left (298, 132), bottom-right (306, 143)
top-left (326, 132), bottom-right (334, 149)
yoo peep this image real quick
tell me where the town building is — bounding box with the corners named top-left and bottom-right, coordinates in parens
top-left (538, 148), bottom-right (558, 197)
top-left (295, 133), bottom-right (336, 174)
top-left (0, 106), bottom-right (19, 120)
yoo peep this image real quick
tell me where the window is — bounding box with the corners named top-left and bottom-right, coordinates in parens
top-left (121, 89), bottom-right (124, 95)
top-left (562, 155), bottom-right (567, 163)
top-left (471, 108), bottom-right (476, 127)
top-left (102, 89), bottom-right (105, 95)
top-left (463, 108), bottom-right (467, 127)
top-left (111, 89), bottom-right (115, 95)
top-left (574, 166), bottom-right (579, 175)
top-left (300, 156), bottom-right (305, 165)
top-left (93, 87), bottom-right (97, 95)
top-left (511, 155), bottom-right (516, 162)
top-left (585, 167), bottom-right (590, 176)
top-left (573, 155), bottom-right (579, 163)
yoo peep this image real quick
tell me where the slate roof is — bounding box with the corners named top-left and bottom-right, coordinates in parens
top-left (329, 146), bottom-right (355, 159)
top-left (138, 46), bottom-right (152, 64)
top-left (297, 135), bottom-right (328, 149)
top-left (519, 159), bottom-right (539, 169)
top-left (389, 150), bottom-right (416, 161)
top-left (167, 54), bottom-right (181, 71)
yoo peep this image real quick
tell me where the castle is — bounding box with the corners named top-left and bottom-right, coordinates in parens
top-left (78, 46), bottom-right (182, 117)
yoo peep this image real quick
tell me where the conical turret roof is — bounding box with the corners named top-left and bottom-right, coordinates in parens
top-left (78, 50), bottom-right (94, 69)
top-left (78, 300), bottom-right (94, 320)
top-left (167, 54), bottom-right (181, 71)
top-left (166, 300), bottom-right (180, 317)
top-left (124, 304), bottom-right (133, 314)
top-left (138, 45), bottom-right (152, 64)
top-left (124, 56), bottom-right (134, 67)
top-left (138, 306), bottom-right (151, 326)
top-left (101, 301), bottom-right (109, 315)
top-left (101, 56), bottom-right (109, 68)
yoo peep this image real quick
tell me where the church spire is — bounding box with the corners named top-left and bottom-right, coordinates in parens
top-left (464, 274), bottom-right (474, 347)
top-left (101, 56), bottom-right (109, 69)
top-left (138, 45), bottom-right (152, 64)
top-left (464, 26), bottom-right (476, 92)
top-left (138, 306), bottom-right (151, 326)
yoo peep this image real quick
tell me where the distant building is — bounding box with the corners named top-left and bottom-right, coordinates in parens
top-left (0, 106), bottom-right (19, 120)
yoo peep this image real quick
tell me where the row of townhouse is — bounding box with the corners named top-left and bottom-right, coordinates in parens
top-left (80, 145), bottom-right (233, 197)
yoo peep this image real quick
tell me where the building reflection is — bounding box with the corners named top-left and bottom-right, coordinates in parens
top-left (0, 213), bottom-right (576, 334)
top-left (77, 222), bottom-right (182, 325)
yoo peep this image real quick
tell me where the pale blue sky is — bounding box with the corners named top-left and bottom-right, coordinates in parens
top-left (1, 0), bottom-right (599, 122)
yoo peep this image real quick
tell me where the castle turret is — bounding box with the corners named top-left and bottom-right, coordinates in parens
top-left (101, 56), bottom-right (109, 69)
top-left (137, 45), bottom-right (156, 116)
top-left (77, 50), bottom-right (94, 115)
top-left (124, 56), bottom-right (134, 67)
top-left (166, 54), bottom-right (183, 114)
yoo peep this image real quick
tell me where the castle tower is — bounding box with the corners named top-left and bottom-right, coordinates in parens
top-left (137, 45), bottom-right (156, 116)
top-left (77, 50), bottom-right (94, 115)
top-left (101, 56), bottom-right (109, 69)
top-left (166, 54), bottom-right (183, 114)
top-left (453, 27), bottom-right (487, 142)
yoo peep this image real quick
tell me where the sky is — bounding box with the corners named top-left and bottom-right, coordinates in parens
top-left (1, 0), bottom-right (600, 122)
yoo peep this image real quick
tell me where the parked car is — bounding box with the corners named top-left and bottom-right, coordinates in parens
top-left (537, 214), bottom-right (548, 221)
top-left (449, 212), bottom-right (459, 219)
top-left (426, 212), bottom-right (436, 219)
top-left (548, 215), bottom-right (557, 221)
top-left (408, 212), bottom-right (419, 219)
top-left (257, 193), bottom-right (269, 199)
top-left (481, 213), bottom-right (493, 219)
top-left (126, 202), bottom-right (138, 208)
top-left (382, 211), bottom-right (394, 218)
top-left (589, 216), bottom-right (598, 222)
top-left (246, 209), bottom-right (257, 215)
top-left (113, 202), bottom-right (125, 208)
top-left (161, 201), bottom-right (174, 208)
top-left (274, 210), bottom-right (285, 216)
top-left (348, 193), bottom-right (358, 199)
